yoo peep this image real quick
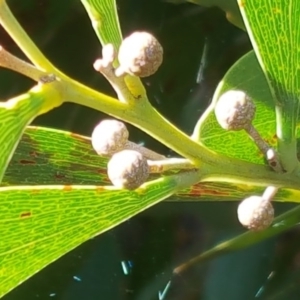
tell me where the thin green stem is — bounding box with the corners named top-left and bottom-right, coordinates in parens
top-left (262, 186), bottom-right (278, 201)
top-left (64, 78), bottom-right (129, 114)
top-left (0, 1), bottom-right (55, 72)
top-left (200, 165), bottom-right (299, 189)
top-left (0, 46), bottom-right (45, 81)
top-left (148, 158), bottom-right (196, 173)
top-left (173, 244), bottom-right (227, 275)
top-left (125, 141), bottom-right (166, 160)
top-left (67, 79), bottom-right (213, 163)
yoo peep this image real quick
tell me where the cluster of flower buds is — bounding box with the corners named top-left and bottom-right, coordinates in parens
top-left (91, 119), bottom-right (150, 189)
top-left (214, 90), bottom-right (283, 231)
top-left (91, 119), bottom-right (197, 190)
top-left (91, 31), bottom-right (196, 189)
top-left (92, 119), bottom-right (171, 190)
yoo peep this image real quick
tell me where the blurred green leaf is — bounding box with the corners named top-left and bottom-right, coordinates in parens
top-left (193, 51), bottom-right (277, 164)
top-left (0, 170), bottom-right (200, 297)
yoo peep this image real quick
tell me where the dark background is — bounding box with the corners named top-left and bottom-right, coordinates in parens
top-left (1, 0), bottom-right (300, 299)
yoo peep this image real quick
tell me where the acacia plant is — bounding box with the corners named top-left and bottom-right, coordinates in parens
top-left (0, 0), bottom-right (300, 297)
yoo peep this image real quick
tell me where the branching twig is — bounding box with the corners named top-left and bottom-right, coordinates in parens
top-left (0, 46), bottom-right (45, 81)
top-left (94, 44), bottom-right (137, 103)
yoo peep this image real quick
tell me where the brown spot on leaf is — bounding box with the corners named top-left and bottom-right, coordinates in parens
top-left (31, 189), bottom-right (40, 194)
top-left (20, 159), bottom-right (36, 165)
top-left (63, 185), bottom-right (73, 191)
top-left (96, 187), bottom-right (105, 193)
top-left (97, 168), bottom-right (108, 175)
top-left (187, 186), bottom-right (203, 197)
top-left (20, 211), bottom-right (31, 219)
top-left (203, 189), bottom-right (229, 196)
top-left (187, 185), bottom-right (230, 197)
top-left (238, 0), bottom-right (246, 8)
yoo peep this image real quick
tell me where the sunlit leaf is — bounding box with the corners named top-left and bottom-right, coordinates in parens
top-left (239, 0), bottom-right (300, 168)
top-left (3, 126), bottom-right (108, 186)
top-left (0, 83), bottom-right (62, 182)
top-left (4, 126), bottom-right (300, 203)
top-left (192, 51), bottom-right (277, 164)
top-left (239, 0), bottom-right (300, 110)
top-left (0, 169), bottom-right (200, 297)
top-left (80, 0), bottom-right (122, 48)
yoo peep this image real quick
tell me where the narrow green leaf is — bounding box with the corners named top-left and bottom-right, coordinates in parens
top-left (0, 83), bottom-right (62, 182)
top-left (175, 203), bottom-right (300, 272)
top-left (80, 0), bottom-right (122, 48)
top-left (4, 126), bottom-right (300, 203)
top-left (239, 0), bottom-right (300, 170)
top-left (178, 181), bottom-right (300, 203)
top-left (239, 0), bottom-right (300, 109)
top-left (3, 126), bottom-right (108, 186)
top-left (0, 169), bottom-right (200, 298)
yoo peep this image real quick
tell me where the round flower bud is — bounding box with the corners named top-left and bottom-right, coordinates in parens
top-left (91, 119), bottom-right (129, 156)
top-left (237, 196), bottom-right (274, 231)
top-left (215, 90), bottom-right (256, 131)
top-left (116, 31), bottom-right (163, 77)
top-left (107, 150), bottom-right (149, 190)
